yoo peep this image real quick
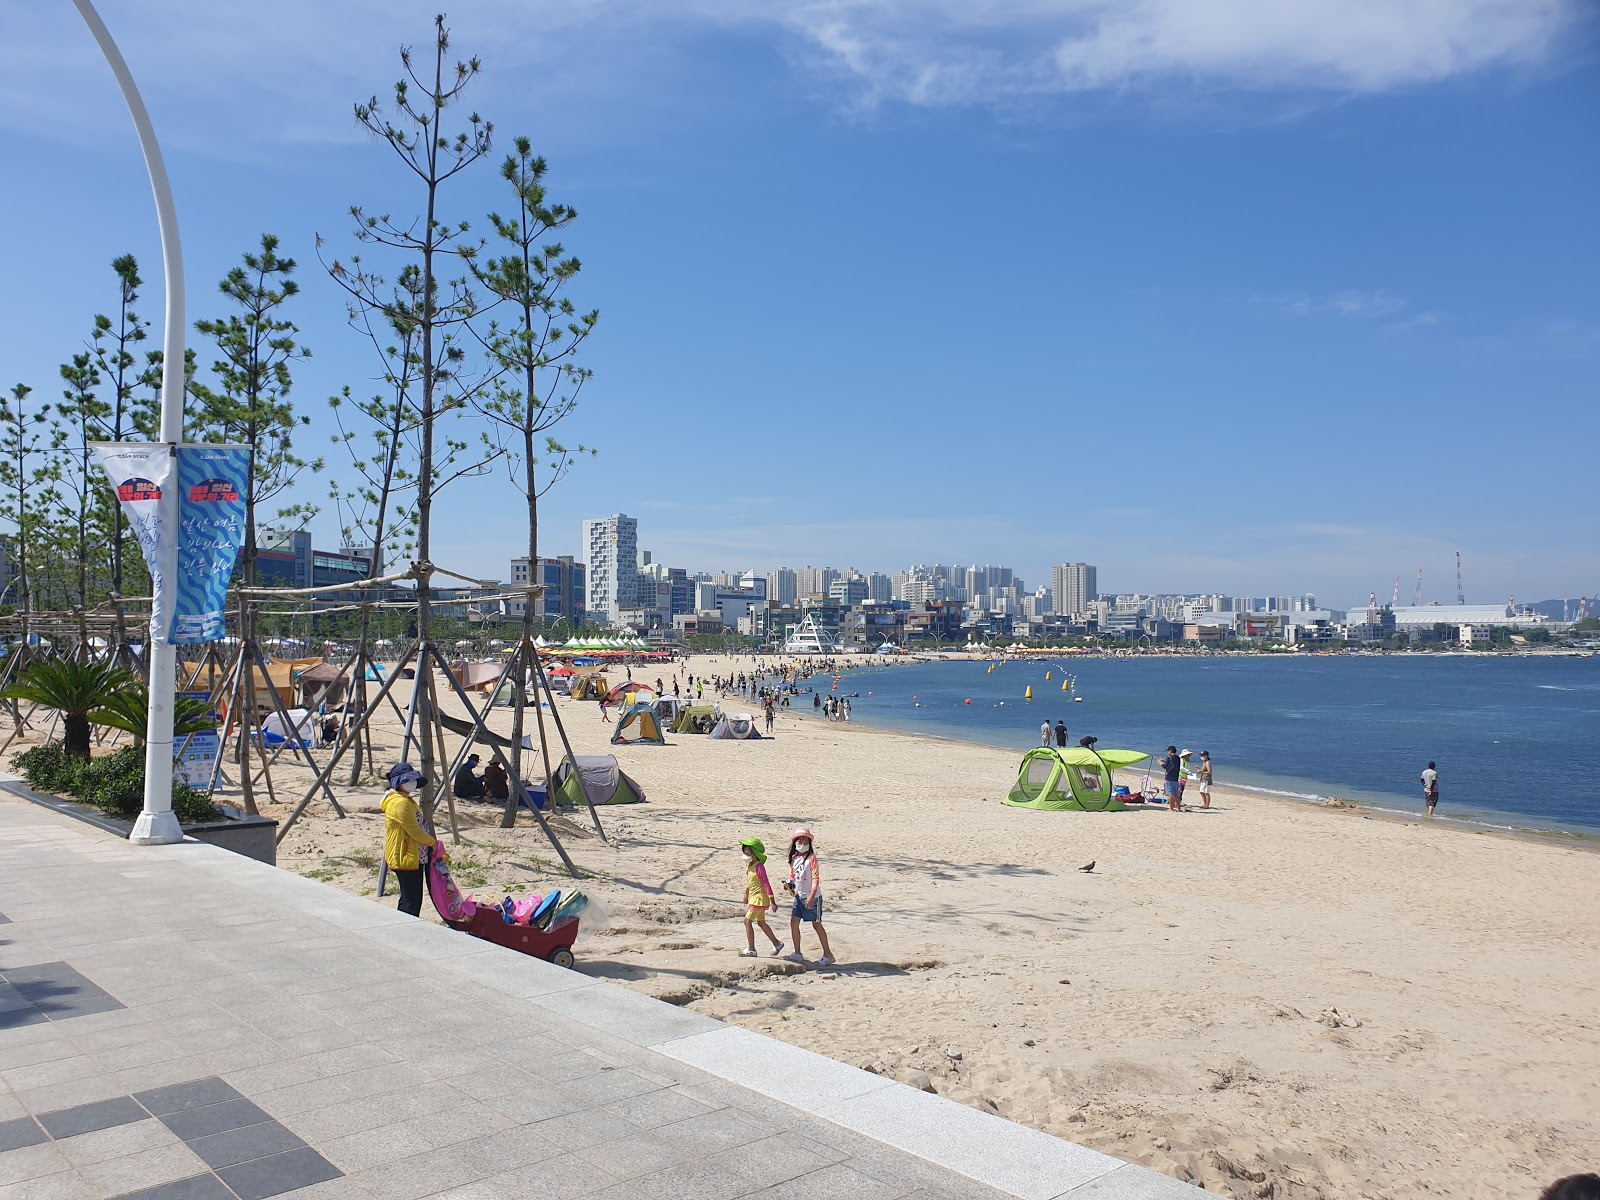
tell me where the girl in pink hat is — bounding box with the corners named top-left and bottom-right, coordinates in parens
top-left (783, 826), bottom-right (835, 966)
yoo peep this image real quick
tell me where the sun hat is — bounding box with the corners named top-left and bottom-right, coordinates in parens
top-left (1180, 748), bottom-right (1191, 756)
top-left (387, 762), bottom-right (424, 790)
top-left (791, 826), bottom-right (814, 842)
top-left (739, 837), bottom-right (767, 863)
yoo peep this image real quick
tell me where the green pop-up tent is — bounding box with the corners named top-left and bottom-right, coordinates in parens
top-left (1004, 746), bottom-right (1150, 811)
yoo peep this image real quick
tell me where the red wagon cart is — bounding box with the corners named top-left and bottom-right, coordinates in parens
top-left (424, 847), bottom-right (580, 967)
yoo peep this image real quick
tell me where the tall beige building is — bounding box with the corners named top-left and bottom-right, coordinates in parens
top-left (1052, 562), bottom-right (1098, 617)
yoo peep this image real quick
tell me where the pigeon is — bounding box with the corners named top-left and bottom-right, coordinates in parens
top-left (1078, 861), bottom-right (1096, 873)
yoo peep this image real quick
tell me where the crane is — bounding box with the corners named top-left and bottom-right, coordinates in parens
top-left (1412, 568), bottom-right (1423, 607)
top-left (1456, 551), bottom-right (1466, 605)
top-left (1392, 576), bottom-right (1401, 608)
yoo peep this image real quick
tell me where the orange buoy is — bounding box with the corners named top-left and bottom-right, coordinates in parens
top-left (964, 698), bottom-right (972, 705)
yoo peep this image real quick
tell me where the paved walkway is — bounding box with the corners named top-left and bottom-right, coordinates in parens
top-left (0, 788), bottom-right (1208, 1200)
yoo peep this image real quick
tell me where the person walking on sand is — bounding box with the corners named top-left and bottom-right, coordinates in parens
top-left (738, 838), bottom-right (784, 957)
top-left (764, 699), bottom-right (775, 734)
top-left (599, 696), bottom-right (611, 723)
top-left (783, 826), bottom-right (835, 966)
top-left (1041, 719), bottom-right (1053, 747)
top-left (1161, 745), bottom-right (1183, 812)
top-left (381, 763), bottom-right (436, 918)
top-left (1054, 719), bottom-right (1068, 748)
top-left (1197, 750), bottom-right (1213, 809)
top-left (1420, 761), bottom-right (1439, 818)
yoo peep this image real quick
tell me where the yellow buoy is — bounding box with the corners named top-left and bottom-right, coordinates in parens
top-left (1045, 671), bottom-right (1051, 681)
top-left (1062, 680), bottom-right (1070, 691)
top-left (1024, 685), bottom-right (1033, 700)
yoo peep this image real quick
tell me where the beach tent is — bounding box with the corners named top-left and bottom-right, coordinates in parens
top-left (611, 703), bottom-right (666, 745)
top-left (294, 662), bottom-right (348, 708)
top-left (648, 696), bottom-right (682, 728)
top-left (1004, 747), bottom-right (1150, 812)
top-left (569, 675), bottom-right (610, 701)
top-left (606, 680), bottom-right (655, 705)
top-left (551, 755), bottom-right (646, 806)
top-left (260, 707), bottom-right (316, 746)
top-left (672, 704), bottom-right (717, 734)
top-left (707, 713), bottom-right (758, 740)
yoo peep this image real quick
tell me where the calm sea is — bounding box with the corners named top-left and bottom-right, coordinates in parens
top-left (802, 655), bottom-right (1600, 835)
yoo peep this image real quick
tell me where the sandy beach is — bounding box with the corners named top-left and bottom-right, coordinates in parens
top-left (12, 652), bottom-right (1597, 1199)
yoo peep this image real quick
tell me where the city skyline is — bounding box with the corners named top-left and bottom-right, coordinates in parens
top-left (1, 2), bottom-right (1594, 605)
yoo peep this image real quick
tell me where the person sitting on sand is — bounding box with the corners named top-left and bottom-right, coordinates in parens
top-left (482, 758), bottom-right (509, 803)
top-left (783, 826), bottom-right (835, 966)
top-left (381, 763), bottom-right (436, 918)
top-left (453, 754), bottom-right (485, 800)
top-left (738, 838), bottom-right (784, 958)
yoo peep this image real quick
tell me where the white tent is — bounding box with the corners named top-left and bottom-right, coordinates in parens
top-left (261, 707), bottom-right (316, 744)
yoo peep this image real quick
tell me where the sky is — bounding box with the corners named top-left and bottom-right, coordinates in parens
top-left (1, 0), bottom-right (1596, 610)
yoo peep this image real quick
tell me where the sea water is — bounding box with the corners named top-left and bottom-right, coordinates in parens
top-left (805, 655), bottom-right (1600, 836)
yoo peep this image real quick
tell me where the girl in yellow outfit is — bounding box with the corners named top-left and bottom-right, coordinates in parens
top-left (381, 763), bottom-right (436, 917)
top-left (738, 837), bottom-right (784, 958)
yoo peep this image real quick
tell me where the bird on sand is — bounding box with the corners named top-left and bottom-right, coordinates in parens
top-left (1078, 861), bottom-right (1095, 873)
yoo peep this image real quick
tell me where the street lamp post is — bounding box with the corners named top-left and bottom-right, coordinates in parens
top-left (72, 0), bottom-right (185, 845)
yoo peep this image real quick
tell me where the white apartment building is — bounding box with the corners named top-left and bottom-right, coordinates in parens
top-left (582, 513), bottom-right (639, 625)
top-left (1052, 562), bottom-right (1098, 618)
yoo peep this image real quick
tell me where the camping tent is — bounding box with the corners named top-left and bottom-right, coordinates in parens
top-left (606, 680), bottom-right (655, 705)
top-left (569, 675), bottom-right (610, 701)
top-left (294, 662), bottom-right (348, 708)
top-left (707, 713), bottom-right (758, 740)
top-left (672, 704), bottom-right (717, 734)
top-left (261, 707), bottom-right (316, 745)
top-left (551, 755), bottom-right (645, 806)
top-left (648, 696), bottom-right (682, 728)
top-left (611, 703), bottom-right (666, 745)
top-left (1004, 746), bottom-right (1149, 811)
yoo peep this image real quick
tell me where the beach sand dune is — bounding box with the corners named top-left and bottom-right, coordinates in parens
top-left (26, 653), bottom-right (1592, 1199)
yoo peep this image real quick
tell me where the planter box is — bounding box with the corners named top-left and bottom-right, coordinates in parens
top-left (0, 782), bottom-right (279, 865)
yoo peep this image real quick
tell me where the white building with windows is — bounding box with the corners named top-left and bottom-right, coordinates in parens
top-left (582, 514), bottom-right (639, 625)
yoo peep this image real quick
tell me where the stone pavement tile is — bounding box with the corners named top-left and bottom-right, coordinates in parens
top-left (224, 1057), bottom-right (329, 1099)
top-left (187, 1120), bottom-right (309, 1170)
top-left (0, 1169), bottom-right (97, 1200)
top-left (160, 1099), bottom-right (273, 1142)
top-left (87, 1038), bottom-right (194, 1074)
top-left (52, 1118), bottom-right (183, 1169)
top-left (319, 1123), bottom-right (430, 1174)
top-left (133, 1077), bottom-right (242, 1117)
top-left (529, 1108), bottom-right (645, 1154)
top-left (449, 1078), bottom-right (589, 1125)
top-left (0, 1014), bottom-right (48, 1035)
top-left (38, 1095), bottom-right (148, 1139)
top-left (630, 1159), bottom-right (763, 1200)
top-left (644, 1108), bottom-right (769, 1158)
top-left (0, 1054), bottom-right (103, 1092)
top-left (14, 1073), bottom-right (129, 1115)
top-left (390, 1103), bottom-right (519, 1152)
top-left (355, 1145), bottom-right (488, 1200)
top-left (115, 1058), bottom-right (221, 1097)
top-left (110, 1174), bottom-right (237, 1200)
top-left (601, 1090), bottom-right (715, 1133)
top-left (200, 1043), bottom-right (297, 1077)
top-left (443, 1124), bottom-right (563, 1176)
top-left (0, 1143), bottom-right (70, 1187)
top-left (1063, 1164), bottom-right (1213, 1198)
top-left (0, 1097), bottom-right (22, 1125)
top-left (489, 1152), bottom-right (625, 1200)
top-left (837, 1143), bottom-right (1012, 1200)
top-left (0, 1121), bottom-right (44, 1155)
top-left (574, 1130), bottom-right (692, 1182)
top-left (529, 988), bottom-right (723, 1052)
top-left (217, 1146), bottom-right (342, 1200)
top-left (709, 1134), bottom-right (845, 1191)
top-left (77, 1140), bottom-right (210, 1198)
top-left (759, 1164), bottom-right (914, 1200)
top-left (656, 1028), bottom-right (891, 1114)
top-left (241, 1076), bottom-right (359, 1119)
top-left (263, 1178), bottom-right (375, 1200)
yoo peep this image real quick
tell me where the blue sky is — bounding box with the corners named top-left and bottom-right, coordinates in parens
top-left (1, 1), bottom-right (1596, 609)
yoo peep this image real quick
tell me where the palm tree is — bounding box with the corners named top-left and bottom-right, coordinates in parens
top-left (91, 689), bottom-right (215, 748)
top-left (2, 659), bottom-right (137, 758)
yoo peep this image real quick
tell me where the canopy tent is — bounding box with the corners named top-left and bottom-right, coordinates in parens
top-left (605, 681), bottom-right (655, 705)
top-left (1004, 746), bottom-right (1150, 811)
top-left (707, 713), bottom-right (758, 740)
top-left (551, 755), bottom-right (646, 806)
top-left (189, 659), bottom-right (301, 714)
top-left (294, 662), bottom-right (348, 708)
top-left (611, 703), bottom-right (667, 746)
top-left (672, 704), bottom-right (717, 734)
top-left (453, 661), bottom-right (504, 692)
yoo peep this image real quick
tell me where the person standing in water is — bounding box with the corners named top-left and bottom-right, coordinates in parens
top-left (1420, 761), bottom-right (1439, 818)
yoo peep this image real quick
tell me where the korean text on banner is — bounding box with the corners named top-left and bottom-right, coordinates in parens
top-left (174, 445), bottom-right (249, 643)
top-left (89, 442), bottom-right (175, 641)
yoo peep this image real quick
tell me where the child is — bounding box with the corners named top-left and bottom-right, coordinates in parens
top-left (783, 826), bottom-right (835, 966)
top-left (738, 838), bottom-right (784, 957)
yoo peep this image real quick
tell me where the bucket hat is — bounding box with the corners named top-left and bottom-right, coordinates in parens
top-left (738, 837), bottom-right (767, 863)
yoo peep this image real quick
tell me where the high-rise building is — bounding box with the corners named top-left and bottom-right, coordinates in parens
top-left (866, 572), bottom-right (893, 604)
top-left (828, 576), bottom-right (868, 606)
top-left (582, 514), bottom-right (639, 624)
top-left (795, 566), bottom-right (838, 601)
top-left (510, 555), bottom-right (587, 625)
top-left (766, 568), bottom-right (798, 606)
top-left (1052, 562), bottom-right (1098, 618)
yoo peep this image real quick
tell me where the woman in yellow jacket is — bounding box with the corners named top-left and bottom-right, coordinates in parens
top-left (381, 763), bottom-right (436, 917)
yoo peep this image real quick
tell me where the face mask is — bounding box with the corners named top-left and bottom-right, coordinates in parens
top-left (796, 842), bottom-right (811, 854)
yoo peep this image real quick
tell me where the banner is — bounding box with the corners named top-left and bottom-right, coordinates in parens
top-left (173, 445), bottom-right (249, 643)
top-left (173, 690), bottom-right (220, 789)
top-left (93, 443), bottom-right (250, 644)
top-left (90, 442), bottom-right (175, 641)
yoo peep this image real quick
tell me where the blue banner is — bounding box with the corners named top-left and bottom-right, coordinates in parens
top-left (173, 445), bottom-right (249, 644)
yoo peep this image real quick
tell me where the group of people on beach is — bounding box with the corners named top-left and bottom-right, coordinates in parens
top-left (738, 826), bottom-right (835, 966)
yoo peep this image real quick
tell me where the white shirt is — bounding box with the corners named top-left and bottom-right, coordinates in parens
top-left (1421, 768), bottom-right (1438, 791)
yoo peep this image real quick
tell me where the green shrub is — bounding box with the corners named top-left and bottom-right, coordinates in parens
top-left (15, 742), bottom-right (85, 794)
top-left (75, 746), bottom-right (148, 818)
top-left (17, 741), bottom-right (220, 825)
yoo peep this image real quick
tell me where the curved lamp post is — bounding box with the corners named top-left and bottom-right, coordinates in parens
top-left (72, 0), bottom-right (185, 844)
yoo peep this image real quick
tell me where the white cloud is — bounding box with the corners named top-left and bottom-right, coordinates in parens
top-left (0, 0), bottom-right (1584, 149)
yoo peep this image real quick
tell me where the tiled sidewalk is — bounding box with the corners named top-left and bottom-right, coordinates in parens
top-left (0, 788), bottom-right (1209, 1200)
